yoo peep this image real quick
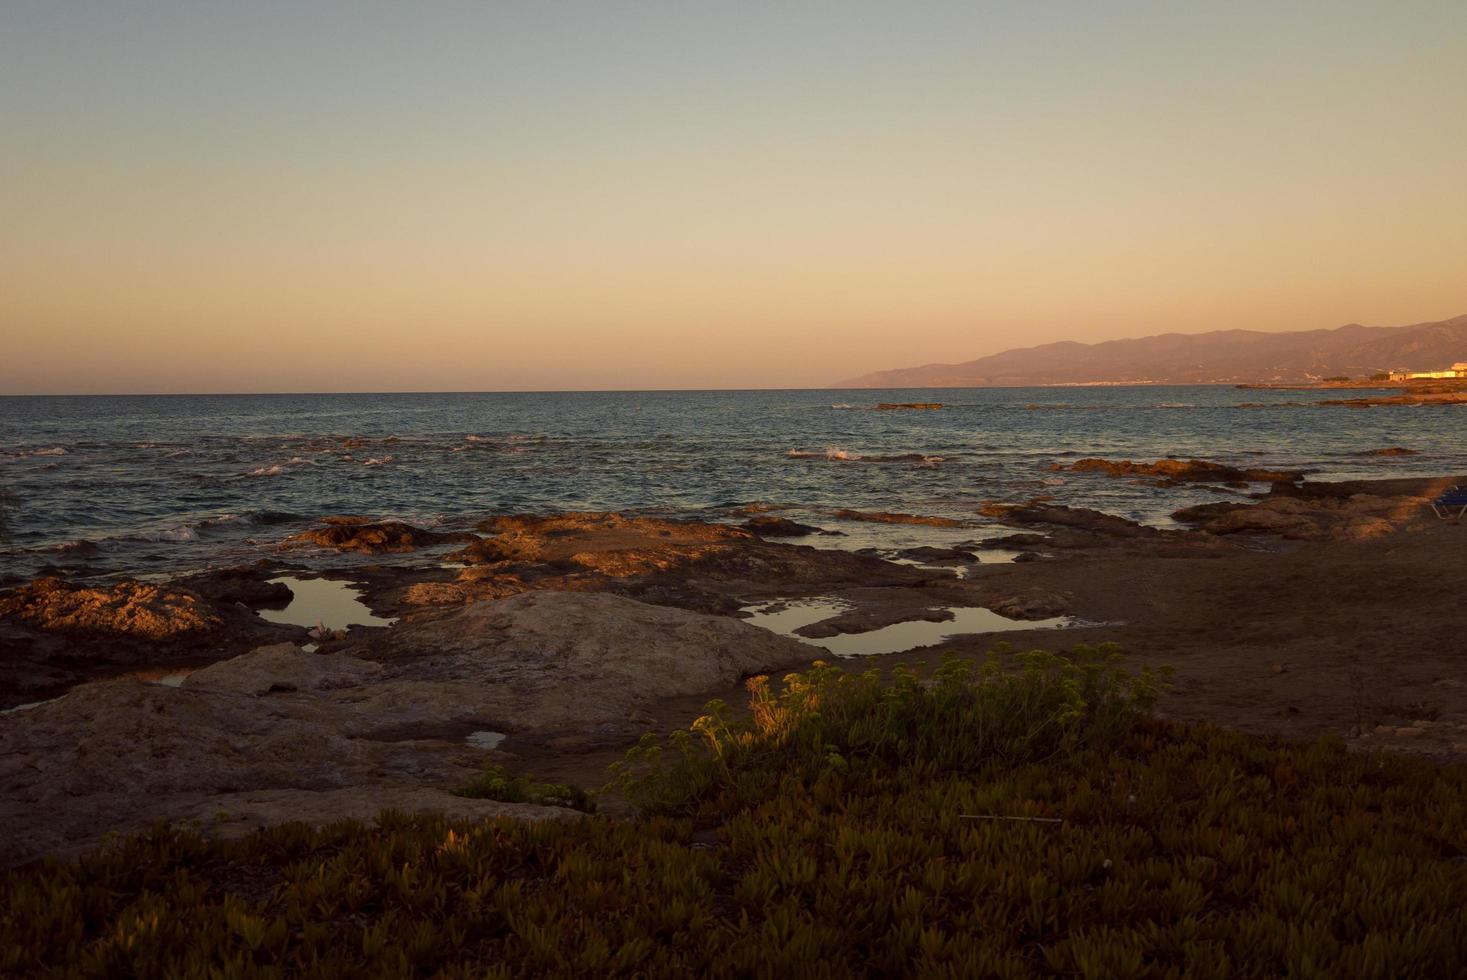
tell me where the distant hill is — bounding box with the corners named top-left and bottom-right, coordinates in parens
top-left (832, 314), bottom-right (1467, 388)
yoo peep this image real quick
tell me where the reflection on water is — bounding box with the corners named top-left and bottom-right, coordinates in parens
top-left (256, 577), bottom-right (397, 631)
top-left (742, 597), bottom-right (1079, 658)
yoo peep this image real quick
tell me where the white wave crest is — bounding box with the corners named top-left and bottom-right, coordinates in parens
top-left (33, 447), bottom-right (68, 456)
top-left (787, 447), bottom-right (864, 461)
top-left (129, 525), bottom-right (197, 543)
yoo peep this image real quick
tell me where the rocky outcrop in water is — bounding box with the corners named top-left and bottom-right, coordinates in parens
top-left (284, 517), bottom-right (478, 554)
top-left (1058, 458), bottom-right (1304, 484)
top-left (741, 516), bottom-right (827, 537)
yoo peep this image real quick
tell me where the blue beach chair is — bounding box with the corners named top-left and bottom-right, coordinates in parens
top-left (1432, 485), bottom-right (1467, 519)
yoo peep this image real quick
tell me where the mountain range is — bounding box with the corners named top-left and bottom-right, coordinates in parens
top-left (832, 313), bottom-right (1467, 388)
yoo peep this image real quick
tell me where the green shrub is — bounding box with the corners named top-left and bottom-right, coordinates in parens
top-left (3, 648), bottom-right (1464, 978)
top-left (455, 764), bottom-right (594, 812)
top-left (609, 645), bottom-right (1170, 814)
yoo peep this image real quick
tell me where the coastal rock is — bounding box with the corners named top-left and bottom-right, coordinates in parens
top-left (0, 678), bottom-right (573, 867)
top-left (284, 517), bottom-right (478, 554)
top-left (741, 515), bottom-right (826, 537)
top-left (985, 591), bottom-right (1071, 620)
top-left (1000, 505), bottom-right (1160, 539)
top-left (453, 512), bottom-right (749, 573)
top-left (346, 591), bottom-right (813, 734)
top-left (1172, 484), bottom-right (1445, 540)
top-left (1058, 458), bottom-right (1305, 484)
top-left (183, 642), bottom-right (383, 696)
top-left (402, 512), bottom-right (929, 609)
top-left (0, 576), bottom-right (304, 709)
top-left (895, 545), bottom-right (977, 565)
top-left (175, 563), bottom-right (293, 608)
top-left (0, 576), bottom-right (223, 639)
top-left (0, 591), bottom-right (806, 865)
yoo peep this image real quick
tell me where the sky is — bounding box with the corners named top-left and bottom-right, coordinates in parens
top-left (2, 1), bottom-right (1464, 394)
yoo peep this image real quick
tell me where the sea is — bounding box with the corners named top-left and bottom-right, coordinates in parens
top-left (1, 387), bottom-right (1462, 582)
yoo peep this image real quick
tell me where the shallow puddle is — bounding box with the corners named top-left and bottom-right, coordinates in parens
top-left (0, 695), bottom-right (63, 716)
top-left (466, 730), bottom-right (506, 750)
top-left (256, 577), bottom-right (398, 631)
top-left (742, 597), bottom-right (1079, 658)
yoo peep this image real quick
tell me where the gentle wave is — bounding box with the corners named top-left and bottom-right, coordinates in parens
top-left (788, 448), bottom-right (944, 464)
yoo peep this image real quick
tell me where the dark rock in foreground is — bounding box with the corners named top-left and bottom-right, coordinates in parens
top-left (0, 591), bottom-right (811, 866)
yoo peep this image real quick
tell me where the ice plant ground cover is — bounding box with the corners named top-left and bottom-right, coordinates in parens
top-left (2, 647), bottom-right (1464, 978)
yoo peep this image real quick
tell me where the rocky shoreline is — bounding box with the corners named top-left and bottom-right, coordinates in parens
top-left (3, 465), bottom-right (1465, 866)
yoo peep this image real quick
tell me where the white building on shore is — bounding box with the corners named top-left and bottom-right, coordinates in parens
top-left (1388, 362), bottom-right (1467, 381)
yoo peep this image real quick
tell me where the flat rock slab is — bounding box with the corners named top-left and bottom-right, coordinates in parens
top-left (0, 591), bottom-right (809, 867)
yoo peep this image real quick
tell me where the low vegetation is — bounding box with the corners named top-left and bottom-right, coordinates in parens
top-left (3, 646), bottom-right (1465, 977)
top-left (455, 764), bottom-right (594, 813)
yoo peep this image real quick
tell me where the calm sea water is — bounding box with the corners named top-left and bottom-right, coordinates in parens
top-left (1, 387), bottom-right (1461, 581)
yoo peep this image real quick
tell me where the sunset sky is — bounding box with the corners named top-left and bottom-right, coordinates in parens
top-left (2, 1), bottom-right (1464, 394)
